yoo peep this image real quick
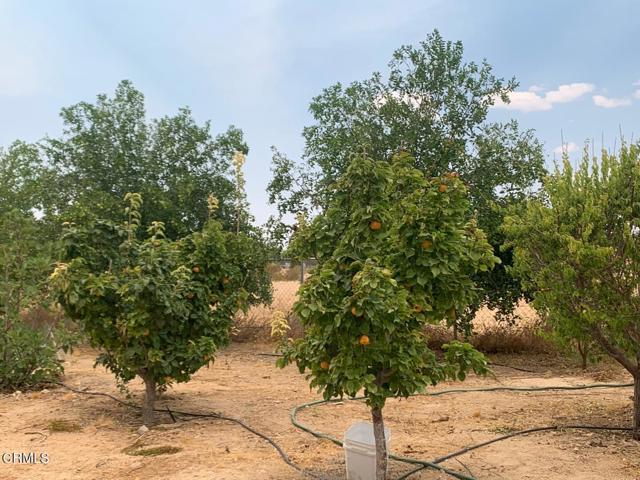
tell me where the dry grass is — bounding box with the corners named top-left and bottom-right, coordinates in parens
top-left (235, 279), bottom-right (552, 354)
top-left (122, 444), bottom-right (183, 457)
top-left (48, 419), bottom-right (82, 432)
top-left (232, 280), bottom-right (302, 342)
top-left (427, 302), bottom-right (553, 353)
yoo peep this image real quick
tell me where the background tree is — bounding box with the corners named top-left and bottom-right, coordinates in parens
top-left (0, 143), bottom-right (77, 391)
top-left (0, 210), bottom-right (52, 330)
top-left (278, 151), bottom-right (496, 479)
top-left (503, 143), bottom-right (640, 439)
top-left (37, 80), bottom-right (271, 306)
top-left (0, 142), bottom-right (54, 325)
top-left (51, 193), bottom-right (269, 424)
top-left (0, 141), bottom-right (46, 214)
top-left (268, 30), bottom-right (545, 330)
top-left (43, 80), bottom-right (247, 239)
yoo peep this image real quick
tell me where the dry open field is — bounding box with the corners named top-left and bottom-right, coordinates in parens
top-left (1, 341), bottom-right (638, 480)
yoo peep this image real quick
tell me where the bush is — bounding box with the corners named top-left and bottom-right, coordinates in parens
top-left (0, 322), bottom-right (77, 391)
top-left (52, 193), bottom-right (269, 425)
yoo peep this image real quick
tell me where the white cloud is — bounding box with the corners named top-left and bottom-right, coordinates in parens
top-left (634, 89), bottom-right (640, 100)
top-left (592, 95), bottom-right (632, 108)
top-left (545, 83), bottom-right (595, 104)
top-left (634, 80), bottom-right (640, 87)
top-left (553, 142), bottom-right (579, 155)
top-left (493, 83), bottom-right (594, 112)
top-left (495, 90), bottom-right (552, 112)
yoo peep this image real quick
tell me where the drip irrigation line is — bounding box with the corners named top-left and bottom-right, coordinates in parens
top-left (53, 382), bottom-right (323, 479)
top-left (291, 398), bottom-right (477, 480)
top-left (51, 380), bottom-right (634, 480)
top-left (291, 382), bottom-right (633, 480)
top-left (430, 425), bottom-right (633, 465)
top-left (397, 424), bottom-right (634, 480)
top-left (487, 362), bottom-right (537, 373)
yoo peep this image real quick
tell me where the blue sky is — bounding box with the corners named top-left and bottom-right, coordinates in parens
top-left (1, 0), bottom-right (639, 225)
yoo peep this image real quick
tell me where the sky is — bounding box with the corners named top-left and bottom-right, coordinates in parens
top-left (1, 0), bottom-right (639, 225)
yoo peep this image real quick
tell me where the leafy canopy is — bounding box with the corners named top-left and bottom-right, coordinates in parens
top-left (278, 152), bottom-right (497, 408)
top-left (504, 143), bottom-right (640, 378)
top-left (43, 80), bottom-right (250, 239)
top-left (51, 193), bottom-right (269, 391)
top-left (268, 31), bottom-right (545, 324)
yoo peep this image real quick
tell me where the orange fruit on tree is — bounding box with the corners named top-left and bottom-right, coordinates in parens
top-left (320, 360), bottom-right (330, 370)
top-left (421, 239), bottom-right (433, 250)
top-left (413, 304), bottom-right (423, 313)
top-left (222, 277), bottom-right (230, 285)
top-left (439, 184), bottom-right (448, 193)
top-left (193, 265), bottom-right (201, 273)
top-left (369, 220), bottom-right (382, 231)
top-left (142, 329), bottom-right (150, 337)
top-left (351, 306), bottom-right (358, 316)
top-left (359, 335), bottom-right (370, 346)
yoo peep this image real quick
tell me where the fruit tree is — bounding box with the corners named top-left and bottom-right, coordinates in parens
top-left (504, 143), bottom-right (640, 439)
top-left (51, 193), bottom-right (269, 424)
top-left (278, 151), bottom-right (498, 479)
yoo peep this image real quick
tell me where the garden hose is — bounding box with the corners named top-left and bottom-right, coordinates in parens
top-left (53, 380), bottom-right (634, 480)
top-left (290, 382), bottom-right (634, 480)
top-left (54, 382), bottom-right (322, 479)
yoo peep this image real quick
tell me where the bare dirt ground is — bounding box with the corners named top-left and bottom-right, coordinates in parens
top-left (1, 343), bottom-right (638, 480)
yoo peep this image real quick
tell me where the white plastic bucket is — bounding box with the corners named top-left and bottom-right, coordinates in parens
top-left (343, 421), bottom-right (390, 480)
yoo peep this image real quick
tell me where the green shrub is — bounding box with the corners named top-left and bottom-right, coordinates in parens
top-left (0, 322), bottom-right (77, 391)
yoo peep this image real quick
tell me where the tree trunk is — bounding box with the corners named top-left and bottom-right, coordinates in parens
top-left (140, 372), bottom-right (156, 426)
top-left (577, 340), bottom-right (588, 370)
top-left (371, 407), bottom-right (387, 480)
top-left (634, 375), bottom-right (640, 441)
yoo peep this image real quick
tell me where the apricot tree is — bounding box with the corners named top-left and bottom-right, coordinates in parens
top-left (278, 151), bottom-right (497, 479)
top-left (504, 143), bottom-right (640, 439)
top-left (51, 193), bottom-right (268, 424)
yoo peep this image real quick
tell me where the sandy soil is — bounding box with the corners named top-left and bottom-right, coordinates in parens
top-left (1, 344), bottom-right (638, 480)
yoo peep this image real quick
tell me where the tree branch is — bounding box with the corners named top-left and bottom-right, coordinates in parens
top-left (591, 323), bottom-right (638, 375)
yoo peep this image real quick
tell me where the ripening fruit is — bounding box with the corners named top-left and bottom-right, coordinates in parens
top-left (421, 239), bottom-right (433, 250)
top-left (413, 304), bottom-right (423, 313)
top-left (320, 360), bottom-right (330, 370)
top-left (193, 266), bottom-right (201, 273)
top-left (439, 184), bottom-right (448, 193)
top-left (222, 277), bottom-right (230, 285)
top-left (351, 306), bottom-right (358, 316)
top-left (142, 329), bottom-right (150, 337)
top-left (369, 220), bottom-right (382, 231)
top-left (359, 335), bottom-right (370, 346)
